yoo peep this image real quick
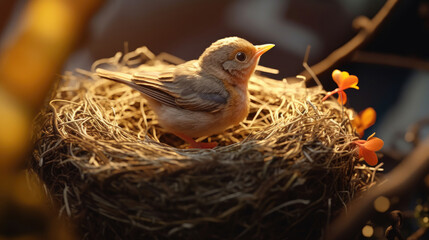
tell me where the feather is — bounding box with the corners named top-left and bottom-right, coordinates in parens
top-left (96, 65), bottom-right (229, 113)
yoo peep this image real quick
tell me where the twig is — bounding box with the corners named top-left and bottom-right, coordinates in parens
top-left (299, 0), bottom-right (400, 80)
top-left (326, 135), bottom-right (429, 240)
top-left (306, 99), bottom-right (321, 118)
top-left (255, 65), bottom-right (280, 74)
top-left (302, 45), bottom-right (323, 87)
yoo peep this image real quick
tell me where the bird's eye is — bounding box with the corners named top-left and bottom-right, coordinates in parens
top-left (235, 52), bottom-right (246, 62)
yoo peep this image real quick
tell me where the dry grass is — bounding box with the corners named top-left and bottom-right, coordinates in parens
top-left (32, 47), bottom-right (380, 239)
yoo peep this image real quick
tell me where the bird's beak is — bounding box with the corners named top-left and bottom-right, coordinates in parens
top-left (255, 44), bottom-right (275, 57)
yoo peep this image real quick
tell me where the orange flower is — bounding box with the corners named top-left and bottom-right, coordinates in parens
top-left (352, 107), bottom-right (376, 137)
top-left (322, 69), bottom-right (359, 105)
top-left (353, 133), bottom-right (384, 166)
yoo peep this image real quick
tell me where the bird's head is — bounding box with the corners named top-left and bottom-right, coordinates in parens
top-left (199, 37), bottom-right (274, 85)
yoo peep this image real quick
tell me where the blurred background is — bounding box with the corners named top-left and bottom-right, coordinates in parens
top-left (0, 0), bottom-right (428, 239)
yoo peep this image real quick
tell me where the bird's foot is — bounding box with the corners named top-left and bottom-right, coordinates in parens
top-left (175, 132), bottom-right (218, 149)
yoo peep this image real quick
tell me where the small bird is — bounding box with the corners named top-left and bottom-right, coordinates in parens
top-left (96, 37), bottom-right (274, 148)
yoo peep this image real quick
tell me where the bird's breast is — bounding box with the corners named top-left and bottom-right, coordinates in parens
top-left (223, 83), bottom-right (249, 126)
top-left (148, 82), bottom-right (249, 138)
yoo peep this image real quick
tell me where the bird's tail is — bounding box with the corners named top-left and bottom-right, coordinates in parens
top-left (95, 68), bottom-right (137, 89)
top-left (95, 68), bottom-right (177, 108)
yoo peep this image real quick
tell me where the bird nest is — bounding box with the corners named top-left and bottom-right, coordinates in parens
top-left (32, 47), bottom-right (378, 239)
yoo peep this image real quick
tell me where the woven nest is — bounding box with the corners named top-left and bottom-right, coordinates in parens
top-left (32, 47), bottom-right (378, 240)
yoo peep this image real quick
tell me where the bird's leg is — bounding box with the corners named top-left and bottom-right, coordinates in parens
top-left (175, 132), bottom-right (218, 149)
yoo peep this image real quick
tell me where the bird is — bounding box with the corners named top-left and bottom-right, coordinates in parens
top-left (96, 37), bottom-right (274, 148)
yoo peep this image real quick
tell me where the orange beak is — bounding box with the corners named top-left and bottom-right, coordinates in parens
top-left (255, 44), bottom-right (275, 57)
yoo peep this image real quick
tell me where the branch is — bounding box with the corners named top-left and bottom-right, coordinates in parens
top-left (325, 135), bottom-right (429, 240)
top-left (407, 227), bottom-right (428, 240)
top-left (299, 0), bottom-right (400, 80)
top-left (352, 51), bottom-right (429, 72)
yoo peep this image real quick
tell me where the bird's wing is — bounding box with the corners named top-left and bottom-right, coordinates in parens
top-left (96, 64), bottom-right (229, 113)
top-left (170, 73), bottom-right (229, 113)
